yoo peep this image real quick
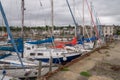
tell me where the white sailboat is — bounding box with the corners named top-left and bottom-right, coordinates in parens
top-left (0, 1), bottom-right (51, 79)
top-left (23, 0), bottom-right (82, 64)
top-left (24, 42), bottom-right (81, 64)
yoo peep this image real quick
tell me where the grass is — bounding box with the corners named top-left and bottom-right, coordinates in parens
top-left (87, 58), bottom-right (92, 60)
top-left (80, 71), bottom-right (92, 77)
top-left (105, 51), bottom-right (109, 53)
top-left (61, 67), bottom-right (69, 71)
top-left (106, 54), bottom-right (110, 57)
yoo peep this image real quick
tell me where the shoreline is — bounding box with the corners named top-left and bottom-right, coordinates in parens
top-left (46, 41), bottom-right (120, 80)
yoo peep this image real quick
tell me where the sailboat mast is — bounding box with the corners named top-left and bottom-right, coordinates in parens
top-left (73, 0), bottom-right (75, 19)
top-left (51, 0), bottom-right (54, 35)
top-left (66, 0), bottom-right (77, 37)
top-left (49, 0), bottom-right (54, 72)
top-left (1, 18), bottom-right (4, 36)
top-left (21, 0), bottom-right (24, 58)
top-left (21, 0), bottom-right (24, 37)
top-left (82, 0), bottom-right (85, 36)
top-left (90, 2), bottom-right (93, 37)
top-left (73, 0), bottom-right (77, 37)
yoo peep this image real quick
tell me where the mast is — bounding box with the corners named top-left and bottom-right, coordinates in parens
top-left (49, 0), bottom-right (54, 72)
top-left (90, 2), bottom-right (93, 37)
top-left (21, 0), bottom-right (25, 58)
top-left (73, 0), bottom-right (75, 19)
top-left (1, 18), bottom-right (4, 36)
top-left (82, 0), bottom-right (85, 36)
top-left (85, 0), bottom-right (99, 39)
top-left (66, 0), bottom-right (77, 37)
top-left (51, 0), bottom-right (54, 35)
top-left (73, 0), bottom-right (77, 37)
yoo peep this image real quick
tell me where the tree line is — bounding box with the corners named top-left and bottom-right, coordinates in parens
top-left (0, 25), bottom-right (74, 32)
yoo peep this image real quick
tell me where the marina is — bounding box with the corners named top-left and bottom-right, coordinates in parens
top-left (0, 0), bottom-right (120, 80)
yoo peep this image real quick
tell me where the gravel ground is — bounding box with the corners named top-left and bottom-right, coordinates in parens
top-left (48, 41), bottom-right (120, 80)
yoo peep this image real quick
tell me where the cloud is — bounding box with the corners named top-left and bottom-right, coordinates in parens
top-left (0, 0), bottom-right (120, 26)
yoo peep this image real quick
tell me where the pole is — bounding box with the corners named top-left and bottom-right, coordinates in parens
top-left (50, 0), bottom-right (56, 47)
top-left (82, 0), bottom-right (85, 36)
top-left (90, 2), bottom-right (93, 37)
top-left (51, 0), bottom-right (54, 36)
top-left (37, 61), bottom-right (42, 79)
top-left (21, 0), bottom-right (24, 58)
top-left (1, 18), bottom-right (4, 36)
top-left (85, 0), bottom-right (99, 39)
top-left (66, 0), bottom-right (78, 37)
top-left (73, 0), bottom-right (75, 18)
top-left (49, 53), bottom-right (53, 72)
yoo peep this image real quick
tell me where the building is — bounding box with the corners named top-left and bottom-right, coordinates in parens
top-left (102, 25), bottom-right (114, 37)
top-left (79, 25), bottom-right (114, 38)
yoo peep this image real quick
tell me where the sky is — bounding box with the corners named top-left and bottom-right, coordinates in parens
top-left (0, 0), bottom-right (120, 26)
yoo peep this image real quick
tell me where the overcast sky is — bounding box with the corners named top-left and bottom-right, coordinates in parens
top-left (0, 0), bottom-right (120, 26)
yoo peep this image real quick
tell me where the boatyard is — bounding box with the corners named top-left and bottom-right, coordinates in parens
top-left (0, 0), bottom-right (120, 80)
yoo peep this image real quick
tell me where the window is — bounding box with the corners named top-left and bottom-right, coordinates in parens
top-left (32, 46), bottom-right (34, 49)
top-left (110, 27), bottom-right (111, 30)
top-left (37, 45), bottom-right (39, 48)
top-left (106, 27), bottom-right (107, 30)
top-left (27, 47), bottom-right (31, 50)
top-left (30, 53), bottom-right (35, 56)
top-left (105, 30), bottom-right (107, 33)
top-left (56, 53), bottom-right (59, 55)
top-left (38, 53), bottom-right (43, 56)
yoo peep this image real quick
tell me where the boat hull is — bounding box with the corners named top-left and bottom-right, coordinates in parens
top-left (0, 53), bottom-right (11, 59)
top-left (35, 54), bottom-right (81, 64)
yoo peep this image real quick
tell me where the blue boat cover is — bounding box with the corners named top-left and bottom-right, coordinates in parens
top-left (77, 36), bottom-right (84, 44)
top-left (26, 37), bottom-right (54, 44)
top-left (84, 36), bottom-right (97, 42)
top-left (0, 38), bottom-right (23, 53)
top-left (78, 36), bottom-right (97, 44)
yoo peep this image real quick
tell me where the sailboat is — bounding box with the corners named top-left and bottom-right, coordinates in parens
top-left (24, 41), bottom-right (81, 64)
top-left (22, 0), bottom-right (82, 64)
top-left (60, 0), bottom-right (93, 52)
top-left (75, 0), bottom-right (104, 51)
top-left (0, 1), bottom-right (47, 78)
